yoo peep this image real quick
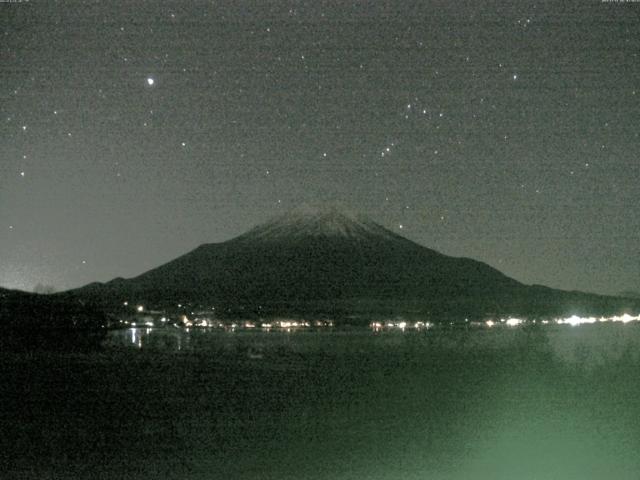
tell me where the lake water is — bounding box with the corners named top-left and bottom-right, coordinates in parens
top-left (3, 323), bottom-right (640, 479)
top-left (106, 323), bottom-right (640, 367)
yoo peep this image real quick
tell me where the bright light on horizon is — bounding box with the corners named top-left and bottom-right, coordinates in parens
top-left (558, 315), bottom-right (597, 327)
top-left (505, 318), bottom-right (524, 327)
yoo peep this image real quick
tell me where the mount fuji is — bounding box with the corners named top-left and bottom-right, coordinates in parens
top-left (66, 208), bottom-right (638, 320)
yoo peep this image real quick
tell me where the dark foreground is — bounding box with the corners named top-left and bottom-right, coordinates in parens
top-left (2, 326), bottom-right (640, 479)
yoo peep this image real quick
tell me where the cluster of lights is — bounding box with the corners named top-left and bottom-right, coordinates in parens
top-left (127, 321), bottom-right (154, 328)
top-left (483, 317), bottom-right (525, 327)
top-left (505, 318), bottom-right (524, 327)
top-left (370, 321), bottom-right (432, 331)
top-left (380, 141), bottom-right (397, 158)
top-left (367, 314), bottom-right (640, 332)
top-left (556, 313), bottom-right (640, 326)
top-left (175, 318), bottom-right (334, 331)
top-left (262, 320), bottom-right (333, 329)
top-left (181, 318), bottom-right (225, 328)
top-left (484, 313), bottom-right (640, 328)
top-left (121, 315), bottom-right (333, 331)
top-left (271, 320), bottom-right (311, 329)
top-left (122, 304), bottom-right (640, 333)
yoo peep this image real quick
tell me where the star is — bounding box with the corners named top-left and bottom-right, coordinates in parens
top-left (0, 1), bottom-right (635, 300)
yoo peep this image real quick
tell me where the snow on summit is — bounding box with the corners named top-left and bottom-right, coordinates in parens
top-left (239, 207), bottom-right (398, 242)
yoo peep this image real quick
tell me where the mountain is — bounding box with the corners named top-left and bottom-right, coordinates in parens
top-left (65, 208), bottom-right (640, 320)
top-left (0, 287), bottom-right (108, 350)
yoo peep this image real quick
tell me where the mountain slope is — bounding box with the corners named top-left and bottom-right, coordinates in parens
top-left (66, 209), bottom-right (639, 319)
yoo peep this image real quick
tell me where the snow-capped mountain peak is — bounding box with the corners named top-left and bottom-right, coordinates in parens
top-left (238, 207), bottom-right (398, 242)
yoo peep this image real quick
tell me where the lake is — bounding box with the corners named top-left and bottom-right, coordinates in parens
top-left (2, 323), bottom-right (640, 479)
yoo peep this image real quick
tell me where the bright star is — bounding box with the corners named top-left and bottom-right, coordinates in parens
top-left (147, 77), bottom-right (155, 86)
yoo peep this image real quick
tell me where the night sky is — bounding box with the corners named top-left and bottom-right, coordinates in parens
top-left (1, 1), bottom-right (638, 296)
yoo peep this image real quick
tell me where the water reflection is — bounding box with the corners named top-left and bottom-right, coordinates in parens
top-left (14, 321), bottom-right (640, 480)
top-left (119, 327), bottom-right (184, 351)
top-left (107, 321), bottom-right (640, 371)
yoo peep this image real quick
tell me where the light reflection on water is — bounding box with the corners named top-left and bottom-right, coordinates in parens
top-left (8, 322), bottom-right (640, 479)
top-left (108, 322), bottom-right (640, 368)
top-left (100, 322), bottom-right (640, 479)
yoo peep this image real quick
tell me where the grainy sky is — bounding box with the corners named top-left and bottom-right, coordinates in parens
top-left (1, 0), bottom-right (638, 295)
